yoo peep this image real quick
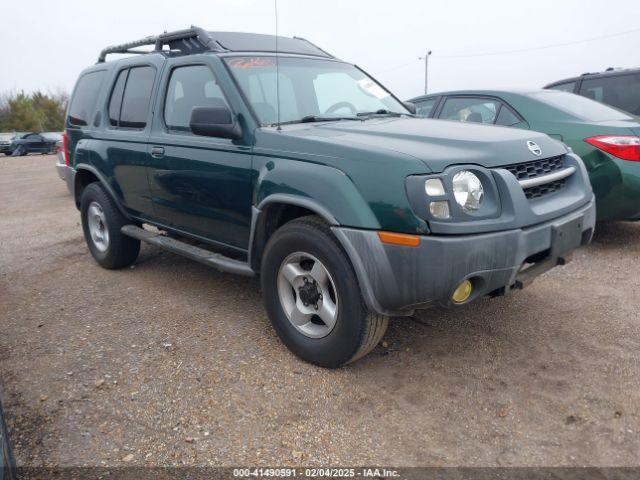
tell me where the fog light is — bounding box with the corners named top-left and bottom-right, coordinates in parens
top-left (429, 200), bottom-right (450, 219)
top-left (452, 279), bottom-right (473, 303)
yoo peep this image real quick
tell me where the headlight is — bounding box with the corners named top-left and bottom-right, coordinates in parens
top-left (452, 170), bottom-right (484, 211)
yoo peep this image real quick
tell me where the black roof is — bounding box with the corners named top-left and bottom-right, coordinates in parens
top-left (97, 26), bottom-right (332, 63)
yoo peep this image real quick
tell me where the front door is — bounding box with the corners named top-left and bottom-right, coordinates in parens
top-left (24, 134), bottom-right (46, 152)
top-left (147, 60), bottom-right (253, 252)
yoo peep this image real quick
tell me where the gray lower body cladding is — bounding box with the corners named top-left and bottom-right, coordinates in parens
top-left (333, 196), bottom-right (596, 316)
top-left (56, 162), bottom-right (75, 194)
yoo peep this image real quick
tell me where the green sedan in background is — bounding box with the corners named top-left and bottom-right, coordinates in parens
top-left (409, 90), bottom-right (640, 221)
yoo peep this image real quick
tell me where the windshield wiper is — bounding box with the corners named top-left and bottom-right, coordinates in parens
top-left (300, 115), bottom-right (361, 123)
top-left (275, 115), bottom-right (361, 126)
top-left (356, 109), bottom-right (406, 118)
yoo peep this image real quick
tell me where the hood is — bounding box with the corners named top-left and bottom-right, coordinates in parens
top-left (278, 117), bottom-right (567, 172)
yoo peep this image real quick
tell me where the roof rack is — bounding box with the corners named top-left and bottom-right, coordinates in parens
top-left (97, 26), bottom-right (222, 63)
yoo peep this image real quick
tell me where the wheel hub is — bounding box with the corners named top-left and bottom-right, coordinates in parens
top-left (87, 201), bottom-right (109, 252)
top-left (298, 278), bottom-right (322, 308)
top-left (276, 252), bottom-right (339, 339)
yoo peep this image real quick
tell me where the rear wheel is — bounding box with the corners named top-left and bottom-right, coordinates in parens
top-left (261, 216), bottom-right (388, 368)
top-left (80, 183), bottom-right (140, 269)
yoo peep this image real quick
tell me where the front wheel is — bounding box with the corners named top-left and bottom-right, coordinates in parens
top-left (80, 182), bottom-right (140, 269)
top-left (12, 145), bottom-right (26, 156)
top-left (261, 216), bottom-right (388, 368)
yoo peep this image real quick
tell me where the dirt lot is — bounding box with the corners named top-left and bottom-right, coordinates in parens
top-left (1, 155), bottom-right (639, 468)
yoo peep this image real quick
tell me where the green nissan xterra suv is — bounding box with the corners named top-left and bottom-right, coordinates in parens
top-left (65, 27), bottom-right (596, 367)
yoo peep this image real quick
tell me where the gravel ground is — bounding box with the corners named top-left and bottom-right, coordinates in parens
top-left (1, 155), bottom-right (639, 468)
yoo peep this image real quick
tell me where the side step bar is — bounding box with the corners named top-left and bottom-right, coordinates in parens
top-left (121, 225), bottom-right (255, 277)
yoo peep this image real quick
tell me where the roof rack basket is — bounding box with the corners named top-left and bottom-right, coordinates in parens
top-left (97, 26), bottom-right (220, 63)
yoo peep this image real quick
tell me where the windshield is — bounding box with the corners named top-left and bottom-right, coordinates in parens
top-left (529, 91), bottom-right (634, 122)
top-left (225, 56), bottom-right (409, 125)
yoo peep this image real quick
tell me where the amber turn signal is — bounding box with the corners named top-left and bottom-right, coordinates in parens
top-left (377, 231), bottom-right (421, 247)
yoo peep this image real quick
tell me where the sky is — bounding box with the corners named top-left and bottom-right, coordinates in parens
top-left (1, 0), bottom-right (639, 100)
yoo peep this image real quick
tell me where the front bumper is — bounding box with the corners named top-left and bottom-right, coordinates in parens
top-left (0, 145), bottom-right (12, 154)
top-left (56, 157), bottom-right (75, 194)
top-left (333, 196), bottom-right (596, 316)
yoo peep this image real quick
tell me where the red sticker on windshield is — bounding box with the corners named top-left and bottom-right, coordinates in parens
top-left (228, 57), bottom-right (275, 69)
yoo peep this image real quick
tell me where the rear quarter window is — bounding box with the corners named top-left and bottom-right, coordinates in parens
top-left (68, 70), bottom-right (107, 127)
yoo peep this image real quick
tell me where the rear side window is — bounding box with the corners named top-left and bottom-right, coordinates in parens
top-left (118, 66), bottom-right (156, 129)
top-left (580, 74), bottom-right (640, 115)
top-left (164, 65), bottom-right (229, 131)
top-left (68, 71), bottom-right (107, 126)
top-left (439, 97), bottom-right (501, 124)
top-left (495, 106), bottom-right (521, 126)
top-left (415, 98), bottom-right (437, 117)
top-left (548, 81), bottom-right (576, 93)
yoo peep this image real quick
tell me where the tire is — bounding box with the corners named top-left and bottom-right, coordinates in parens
top-left (261, 216), bottom-right (388, 368)
top-left (80, 182), bottom-right (140, 269)
top-left (12, 145), bottom-right (26, 156)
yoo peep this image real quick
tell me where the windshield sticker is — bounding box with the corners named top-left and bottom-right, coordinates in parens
top-left (228, 57), bottom-right (275, 69)
top-left (357, 79), bottom-right (390, 100)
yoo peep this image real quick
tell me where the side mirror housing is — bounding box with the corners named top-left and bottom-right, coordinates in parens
top-left (189, 106), bottom-right (242, 140)
top-left (403, 101), bottom-right (417, 115)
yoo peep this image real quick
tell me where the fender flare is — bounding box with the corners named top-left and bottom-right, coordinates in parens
top-left (247, 194), bottom-right (338, 268)
top-left (74, 164), bottom-right (132, 220)
top-left (248, 194), bottom-right (399, 316)
top-left (257, 193), bottom-right (339, 225)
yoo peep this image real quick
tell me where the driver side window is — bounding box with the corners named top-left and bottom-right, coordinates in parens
top-left (164, 65), bottom-right (230, 131)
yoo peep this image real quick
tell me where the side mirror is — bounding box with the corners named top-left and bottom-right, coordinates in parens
top-left (189, 106), bottom-right (242, 140)
top-left (403, 102), bottom-right (417, 115)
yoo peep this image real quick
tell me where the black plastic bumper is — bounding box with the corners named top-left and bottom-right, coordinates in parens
top-left (333, 196), bottom-right (596, 316)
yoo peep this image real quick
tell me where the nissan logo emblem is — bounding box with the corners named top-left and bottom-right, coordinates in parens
top-left (527, 141), bottom-right (542, 156)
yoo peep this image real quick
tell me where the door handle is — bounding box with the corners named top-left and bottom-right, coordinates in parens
top-left (150, 146), bottom-right (164, 158)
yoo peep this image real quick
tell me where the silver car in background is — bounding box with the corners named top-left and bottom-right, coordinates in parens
top-left (55, 137), bottom-right (74, 194)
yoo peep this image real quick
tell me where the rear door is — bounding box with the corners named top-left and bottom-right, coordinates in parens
top-left (147, 56), bottom-right (253, 252)
top-left (98, 58), bottom-right (163, 218)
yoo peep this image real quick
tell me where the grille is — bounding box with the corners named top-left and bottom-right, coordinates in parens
top-left (504, 155), bottom-right (565, 180)
top-left (503, 155), bottom-right (567, 200)
top-left (523, 178), bottom-right (567, 199)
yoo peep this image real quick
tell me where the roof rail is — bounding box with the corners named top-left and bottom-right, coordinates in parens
top-left (97, 26), bottom-right (221, 63)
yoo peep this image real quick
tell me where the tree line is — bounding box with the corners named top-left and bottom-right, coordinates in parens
top-left (0, 91), bottom-right (68, 133)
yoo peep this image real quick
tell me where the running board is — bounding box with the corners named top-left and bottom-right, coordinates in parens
top-left (121, 225), bottom-right (255, 277)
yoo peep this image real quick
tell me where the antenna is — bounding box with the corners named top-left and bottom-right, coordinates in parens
top-left (274, 0), bottom-right (281, 130)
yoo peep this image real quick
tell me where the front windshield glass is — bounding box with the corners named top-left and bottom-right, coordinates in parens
top-left (225, 56), bottom-right (409, 125)
top-left (529, 91), bottom-right (633, 121)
